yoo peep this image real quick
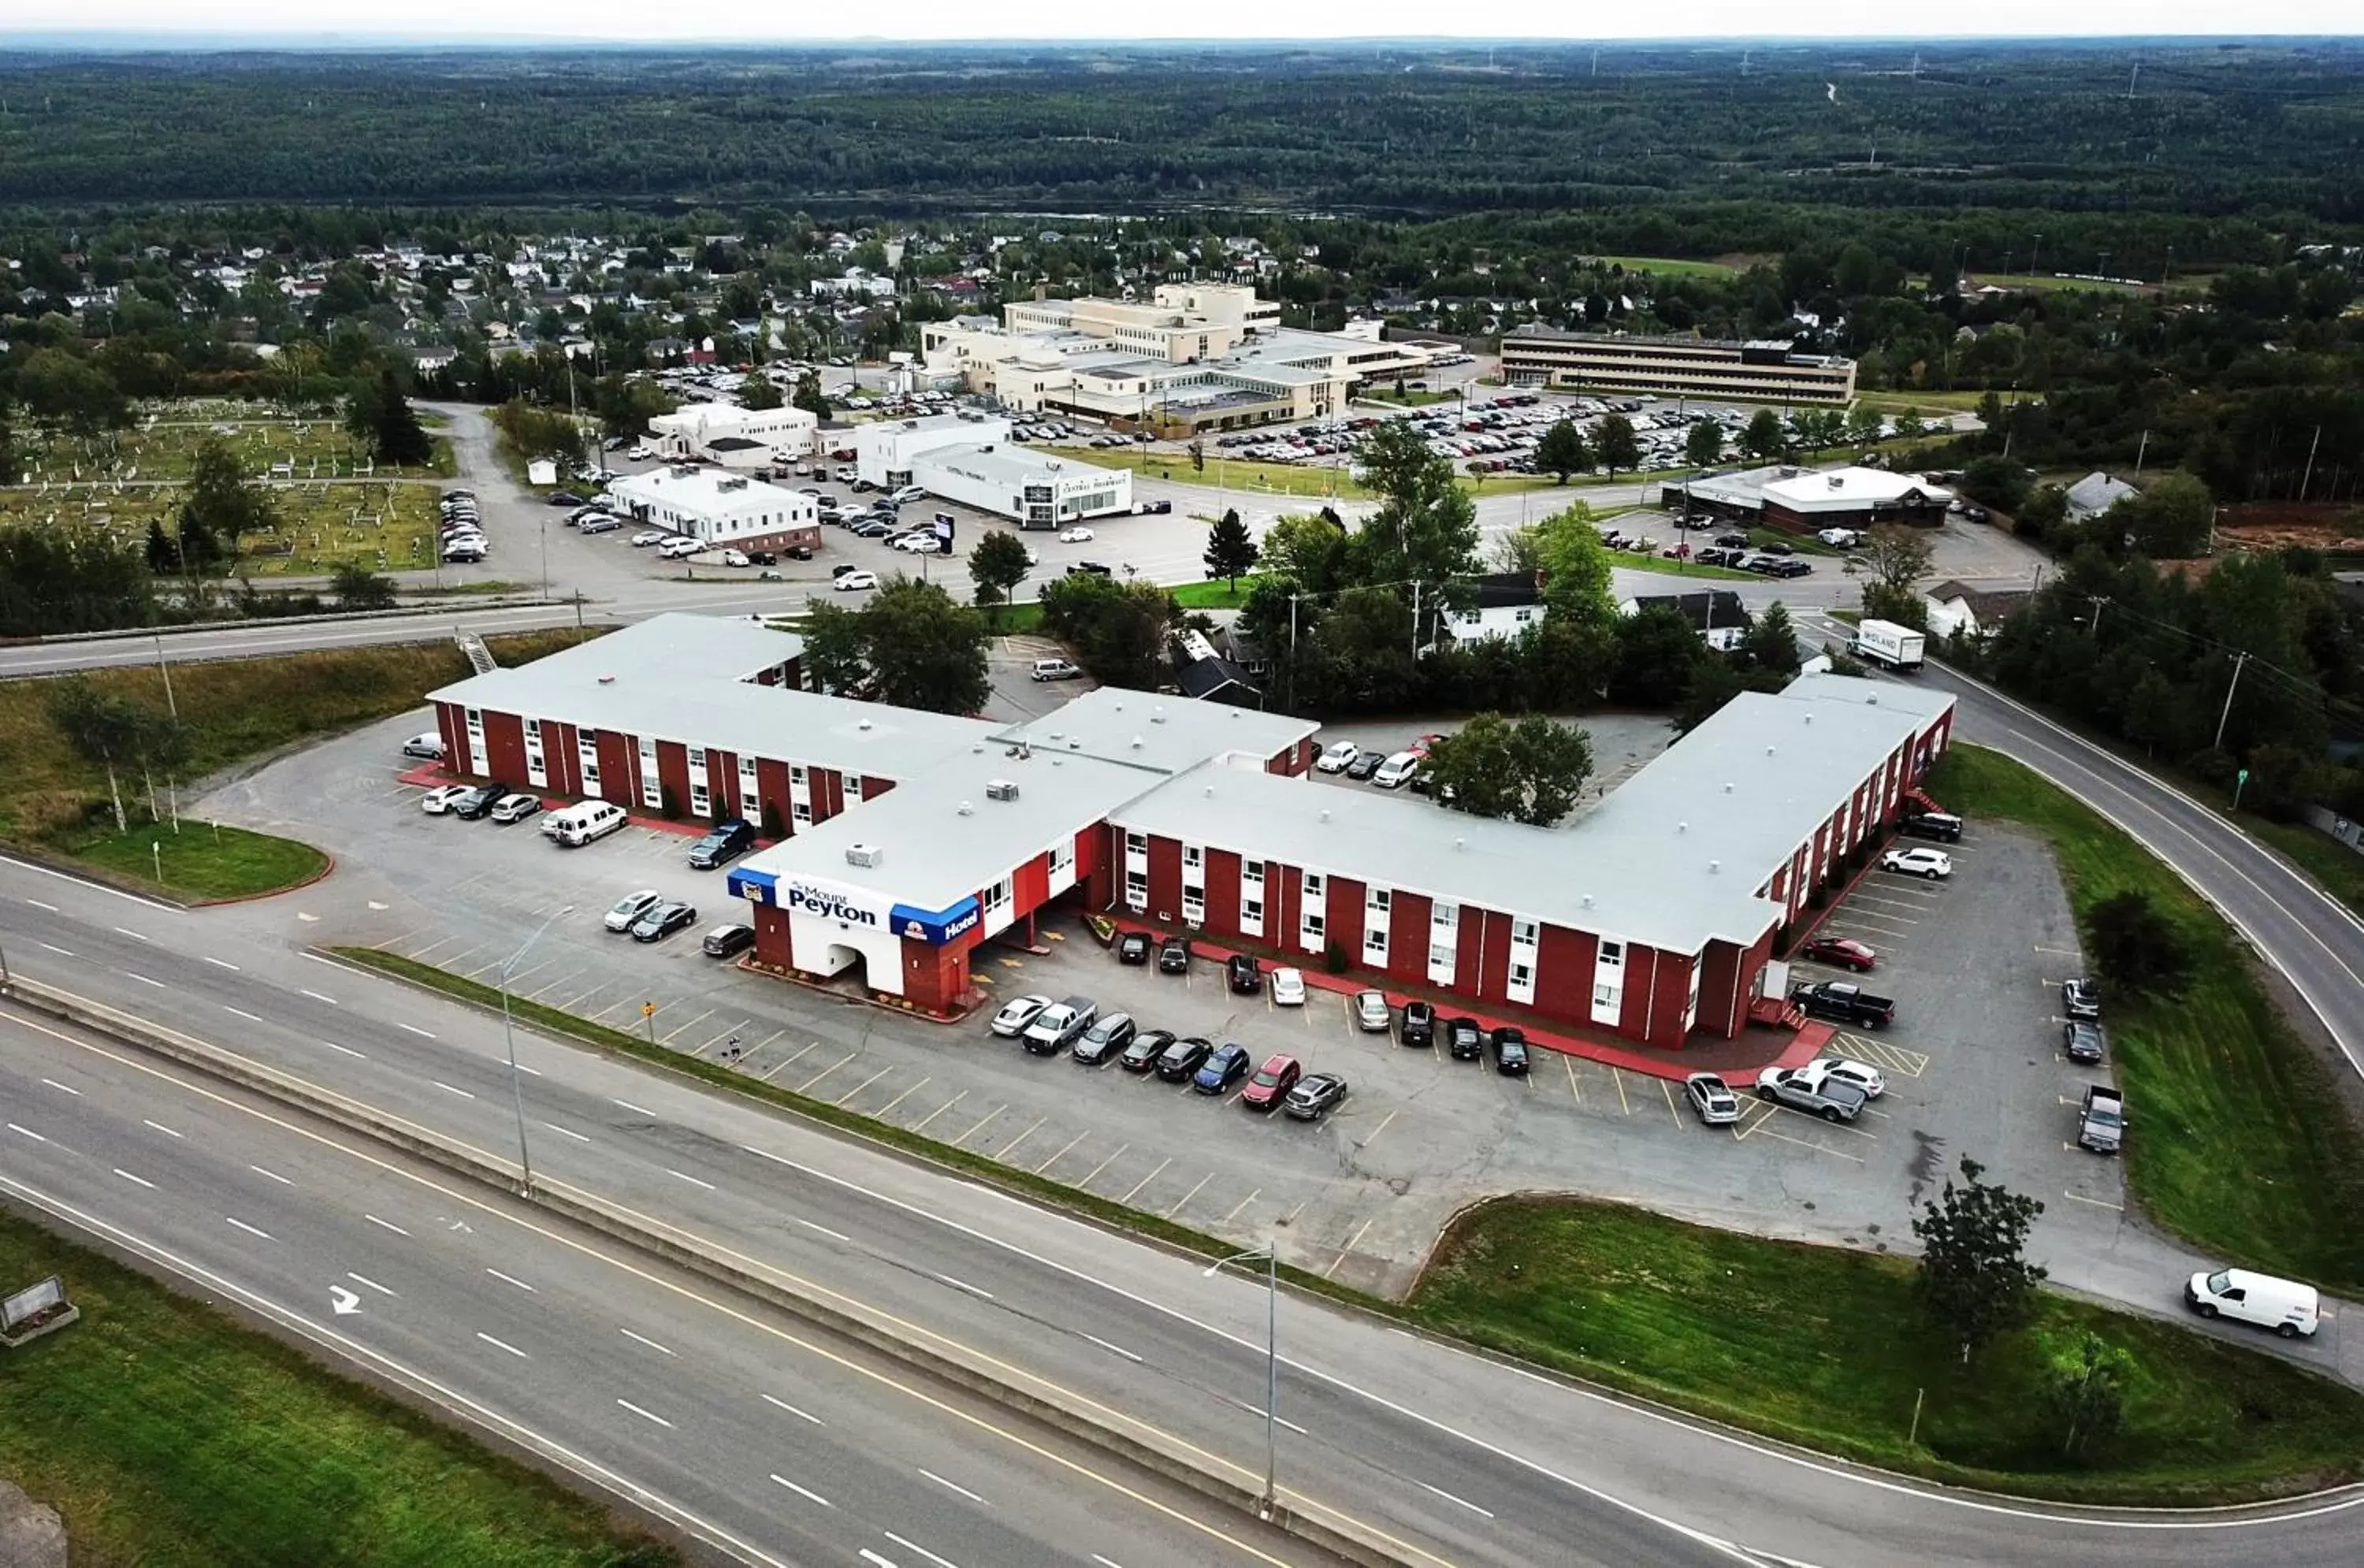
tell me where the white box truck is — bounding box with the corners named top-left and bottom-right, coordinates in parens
top-left (1853, 619), bottom-right (1926, 672)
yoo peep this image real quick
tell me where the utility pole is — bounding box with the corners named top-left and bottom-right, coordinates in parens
top-left (2087, 596), bottom-right (2107, 641)
top-left (2133, 429), bottom-right (2149, 477)
top-left (2214, 651), bottom-right (2249, 752)
top-left (1409, 580), bottom-right (1422, 660)
top-left (2299, 424), bottom-right (2322, 503)
top-left (153, 632), bottom-right (177, 719)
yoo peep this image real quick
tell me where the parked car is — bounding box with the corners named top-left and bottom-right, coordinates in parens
top-left (488, 791), bottom-right (543, 825)
top-left (686, 819), bottom-right (756, 870)
top-left (1489, 1027), bottom-right (1530, 1076)
top-left (1193, 1043), bottom-right (1253, 1094)
top-left (1398, 999), bottom-right (1436, 1048)
top-left (701, 923), bottom-right (756, 959)
top-left (834, 570), bottom-right (879, 591)
top-left (1226, 953), bottom-right (1263, 994)
top-left (1269, 968), bottom-right (1307, 1006)
top-left (631, 530), bottom-right (670, 548)
top-left (1684, 1072), bottom-right (1741, 1126)
top-left (1352, 990), bottom-right (1392, 1032)
top-left (991, 992), bottom-right (1054, 1039)
top-left (2062, 977), bottom-right (2103, 1020)
top-left (659, 536), bottom-right (704, 559)
top-left (1755, 1065), bottom-right (1868, 1123)
top-left (1282, 1072), bottom-right (1350, 1122)
top-left (1072, 1011), bottom-right (1137, 1065)
top-left (1371, 752), bottom-right (1422, 790)
top-left (1022, 995), bottom-right (1098, 1056)
top-left (604, 889), bottom-right (664, 933)
top-left (1879, 846), bottom-right (1953, 880)
top-left (1898, 809), bottom-right (1963, 843)
top-left (1031, 659), bottom-right (1084, 682)
top-left (402, 731), bottom-right (447, 760)
top-left (421, 784), bottom-right (473, 816)
top-left (1067, 561), bottom-right (1114, 578)
top-left (578, 515), bottom-right (622, 535)
top-left (1121, 1028), bottom-right (1176, 1073)
top-left (630, 900), bottom-right (698, 943)
top-left (2077, 1083), bottom-right (2125, 1154)
top-left (1158, 934), bottom-right (1191, 974)
top-left (2186, 1267), bottom-right (2318, 1338)
top-left (1058, 526), bottom-right (1095, 542)
top-left (1344, 750), bottom-right (1387, 781)
top-left (1117, 931), bottom-right (1152, 965)
top-left (1315, 741), bottom-right (1360, 774)
top-left (1793, 1055), bottom-right (1886, 1100)
top-left (1788, 981), bottom-right (1897, 1028)
top-left (1800, 936), bottom-right (1877, 972)
top-left (2064, 1019), bottom-right (2109, 1065)
top-left (548, 491), bottom-right (588, 507)
top-left (1241, 1054), bottom-right (1303, 1111)
top-left (1155, 1035), bottom-right (1215, 1083)
top-left (1444, 1015), bottom-right (1485, 1061)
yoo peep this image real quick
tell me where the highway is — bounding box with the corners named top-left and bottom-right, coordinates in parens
top-left (5, 864), bottom-right (2362, 1568)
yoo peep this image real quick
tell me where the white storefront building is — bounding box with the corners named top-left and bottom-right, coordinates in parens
top-left (910, 442), bottom-right (1132, 529)
top-left (854, 413), bottom-right (1012, 489)
top-left (606, 466), bottom-right (821, 554)
top-left (649, 403), bottom-right (819, 466)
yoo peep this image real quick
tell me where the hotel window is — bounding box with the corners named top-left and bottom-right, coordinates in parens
top-left (1182, 888), bottom-right (1205, 927)
top-left (1590, 933), bottom-right (1626, 1027)
top-left (522, 718), bottom-right (547, 788)
top-left (636, 736), bottom-right (660, 806)
top-left (1050, 839), bottom-right (1074, 877)
top-left (690, 782), bottom-right (711, 816)
top-left (1125, 831), bottom-right (1148, 857)
top-left (983, 877), bottom-right (1013, 922)
top-left (577, 730), bottom-right (601, 790)
top-left (794, 801), bottom-right (813, 825)
top-left (1600, 940), bottom-right (1623, 969)
top-left (738, 753), bottom-right (760, 808)
top-left (1183, 845), bottom-right (1202, 870)
top-left (790, 764), bottom-right (808, 786)
top-left (845, 774), bottom-right (865, 799)
top-left (1125, 868), bottom-right (1149, 912)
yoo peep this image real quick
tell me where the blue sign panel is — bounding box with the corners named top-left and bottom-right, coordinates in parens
top-left (727, 867), bottom-right (777, 906)
top-left (890, 896), bottom-right (983, 946)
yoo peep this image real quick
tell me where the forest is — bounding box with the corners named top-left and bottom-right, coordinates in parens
top-left (2, 41), bottom-right (2362, 226)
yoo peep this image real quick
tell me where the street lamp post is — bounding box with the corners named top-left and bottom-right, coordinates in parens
top-left (499, 904), bottom-right (574, 1191)
top-left (1204, 1244), bottom-right (1280, 1514)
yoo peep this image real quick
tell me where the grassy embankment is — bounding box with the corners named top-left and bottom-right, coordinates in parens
top-left (0, 630), bottom-right (597, 900)
top-left (1039, 445), bottom-right (1559, 501)
top-left (0, 1203), bottom-right (674, 1568)
top-left (1411, 1198), bottom-right (2364, 1504)
top-left (1927, 745), bottom-right (2364, 1295)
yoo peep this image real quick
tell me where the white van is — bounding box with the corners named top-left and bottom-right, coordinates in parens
top-left (1371, 751), bottom-right (1422, 790)
top-left (2186, 1267), bottom-right (2320, 1338)
top-left (545, 801), bottom-right (627, 849)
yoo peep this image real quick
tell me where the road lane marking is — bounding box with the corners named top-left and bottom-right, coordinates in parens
top-left (39, 1079), bottom-right (80, 1096)
top-left (611, 1098), bottom-right (656, 1117)
top-left (25, 898), bottom-right (58, 912)
top-left (796, 1218), bottom-right (852, 1243)
top-left (250, 1165), bottom-right (293, 1185)
top-left (1084, 1334), bottom-right (1143, 1363)
top-left (1232, 1398), bottom-right (1310, 1436)
top-left (321, 1041), bottom-right (366, 1059)
top-left (615, 1399), bottom-right (673, 1429)
top-left (769, 1474), bottom-right (833, 1507)
top-left (512, 1063), bottom-right (541, 1077)
top-left (113, 927), bottom-right (150, 942)
top-left (143, 1119), bottom-right (182, 1138)
top-left (667, 1169), bottom-right (716, 1191)
top-left (916, 1470), bottom-right (986, 1505)
top-left (760, 1393), bottom-right (825, 1425)
top-left (433, 1081), bottom-right (476, 1099)
top-left (400, 1023), bottom-right (437, 1039)
top-left (1418, 1481), bottom-right (1496, 1519)
top-left (364, 1213), bottom-right (409, 1235)
top-left (201, 955), bottom-right (240, 972)
top-left (5, 1124), bottom-right (46, 1142)
top-left (2062, 1191), bottom-right (2124, 1210)
top-left (122, 971), bottom-right (168, 989)
top-left (543, 1122), bottom-right (592, 1143)
top-left (477, 1332), bottom-right (530, 1358)
top-left (883, 1531), bottom-right (966, 1568)
top-left (485, 1268), bottom-right (537, 1293)
top-left (38, 942), bottom-right (74, 957)
top-left (620, 1327), bottom-right (678, 1357)
top-left (934, 1273), bottom-right (994, 1301)
top-left (223, 1005), bottom-right (263, 1023)
top-left (225, 1216), bottom-right (273, 1239)
top-left (348, 1272), bottom-right (397, 1297)
top-left (299, 989), bottom-right (340, 1006)
top-left (113, 1168), bottom-right (156, 1188)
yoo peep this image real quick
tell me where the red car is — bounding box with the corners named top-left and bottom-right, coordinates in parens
top-left (1407, 731), bottom-right (1448, 758)
top-left (1240, 1053), bottom-right (1303, 1112)
top-left (1801, 937), bottom-right (1878, 972)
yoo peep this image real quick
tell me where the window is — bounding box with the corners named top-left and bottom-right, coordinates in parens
top-left (1183, 845), bottom-right (1202, 870)
top-left (464, 707), bottom-right (485, 742)
top-left (790, 763), bottom-right (808, 786)
top-left (1125, 831), bottom-right (1148, 857)
top-left (1431, 900), bottom-right (1456, 929)
top-left (1304, 912), bottom-right (1325, 938)
top-left (1050, 839), bottom-right (1074, 877)
top-left (1369, 888), bottom-right (1391, 913)
top-left (1594, 983), bottom-right (1615, 1009)
top-left (1363, 926), bottom-right (1388, 962)
top-left (1600, 941), bottom-right (1624, 968)
top-left (1125, 869), bottom-right (1149, 912)
top-left (577, 730), bottom-right (602, 790)
top-left (1304, 872), bottom-right (1326, 900)
top-left (1429, 942), bottom-right (1455, 973)
top-left (1511, 918), bottom-right (1539, 947)
top-left (793, 801), bottom-right (813, 825)
top-left (1243, 860), bottom-right (1265, 886)
top-left (690, 782), bottom-right (711, 817)
top-left (983, 877), bottom-right (1013, 920)
top-left (688, 746), bottom-right (707, 770)
top-left (1512, 962), bottom-right (1534, 988)
top-left (1182, 890), bottom-right (1205, 927)
top-left (846, 774), bottom-right (865, 798)
top-left (1243, 897), bottom-right (1265, 923)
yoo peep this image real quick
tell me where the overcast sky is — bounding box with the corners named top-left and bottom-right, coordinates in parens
top-left (15, 6), bottom-right (2360, 43)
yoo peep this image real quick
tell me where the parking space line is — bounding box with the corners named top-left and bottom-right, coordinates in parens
top-left (437, 943), bottom-right (486, 973)
top-left (693, 1023), bottom-right (742, 1056)
top-left (953, 1106), bottom-right (1004, 1147)
top-left (1117, 1157), bottom-right (1171, 1204)
top-left (503, 957), bottom-right (558, 990)
top-left (659, 1009), bottom-right (716, 1045)
top-left (834, 1065), bottom-right (894, 1106)
top-left (797, 1052), bottom-right (858, 1094)
top-left (1752, 1121), bottom-right (1866, 1161)
top-left (1280, 1197), bottom-right (1310, 1226)
top-left (589, 997), bottom-right (631, 1024)
top-left (873, 1076), bottom-right (931, 1121)
top-left (994, 1117), bottom-right (1047, 1161)
top-left (407, 935), bottom-right (460, 962)
top-left (763, 1040), bottom-right (820, 1079)
top-left (524, 968), bottom-right (585, 1002)
top-left (1163, 1172), bottom-right (1214, 1218)
top-left (1612, 1068), bottom-right (1630, 1117)
top-left (1562, 1052), bottom-right (1581, 1103)
top-left (1076, 1142), bottom-right (1129, 1187)
top-left (2061, 1190), bottom-right (2124, 1210)
top-left (558, 983), bottom-right (608, 1011)
top-left (1325, 1217), bottom-right (1376, 1278)
top-left (1033, 1130), bottom-right (1089, 1175)
top-left (1220, 1187), bottom-right (1261, 1226)
top-left (1660, 1076), bottom-right (1685, 1129)
top-left (1354, 1108), bottom-right (1398, 1150)
top-left (909, 1091), bottom-right (966, 1133)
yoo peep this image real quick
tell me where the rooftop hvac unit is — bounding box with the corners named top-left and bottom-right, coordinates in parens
top-left (845, 843), bottom-right (883, 868)
top-left (985, 780), bottom-right (1020, 801)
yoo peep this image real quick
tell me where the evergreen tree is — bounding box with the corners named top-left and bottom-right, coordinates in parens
top-left (1534, 419), bottom-right (1591, 484)
top-left (1593, 414), bottom-right (1641, 478)
top-left (1204, 507), bottom-right (1258, 590)
top-left (1914, 1156), bottom-right (2046, 1361)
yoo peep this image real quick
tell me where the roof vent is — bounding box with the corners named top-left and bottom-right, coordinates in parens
top-left (957, 801), bottom-right (974, 816)
top-left (845, 843), bottom-right (883, 868)
top-left (1319, 808), bottom-right (1330, 823)
top-left (1766, 745), bottom-right (1776, 756)
top-left (1723, 782), bottom-right (1734, 794)
top-left (1205, 786), bottom-right (1215, 797)
top-left (597, 673), bottom-right (616, 685)
top-left (1151, 706), bottom-right (1166, 723)
top-left (1678, 821), bottom-right (1688, 833)
top-left (973, 742), bottom-right (985, 753)
top-left (1068, 737), bottom-right (1082, 749)
top-left (1454, 838), bottom-right (1465, 851)
top-left (1866, 693), bottom-right (1880, 705)
top-left (985, 779), bottom-right (1020, 802)
top-left (1709, 860), bottom-right (1722, 874)
top-left (1131, 736), bottom-right (1143, 749)
top-left (858, 718), bottom-right (873, 731)
top-left (1582, 893), bottom-right (1595, 908)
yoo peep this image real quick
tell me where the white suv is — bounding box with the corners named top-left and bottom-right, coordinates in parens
top-left (1371, 752), bottom-right (1421, 790)
top-left (1879, 846), bottom-right (1953, 880)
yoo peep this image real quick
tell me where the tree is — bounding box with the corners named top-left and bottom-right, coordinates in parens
top-left (1204, 507), bottom-right (1258, 591)
top-left (1913, 1156), bottom-right (2046, 1361)
top-left (861, 576), bottom-right (991, 714)
top-left (1740, 407), bottom-right (1788, 463)
top-left (1039, 574), bottom-right (1178, 689)
top-left (1422, 714), bottom-right (1595, 826)
top-left (0, 526), bottom-right (154, 637)
top-left (1257, 511), bottom-right (1353, 597)
top-left (1960, 455), bottom-right (2034, 515)
top-left (331, 563), bottom-right (399, 611)
top-left (1527, 503), bottom-right (1616, 630)
top-left (2039, 1335), bottom-right (2133, 1459)
top-left (1189, 437), bottom-right (1206, 474)
top-left (797, 603), bottom-right (869, 696)
top-left (1610, 605), bottom-right (1708, 708)
top-left (738, 373), bottom-right (784, 411)
top-left (0, 397), bottom-right (19, 485)
top-left (1683, 417), bottom-right (1723, 469)
top-left (2109, 472), bottom-right (2214, 559)
top-left (15, 347), bottom-right (128, 437)
top-left (2086, 890), bottom-right (2191, 996)
top-left (1892, 408), bottom-right (1927, 442)
top-left (967, 529), bottom-right (1032, 622)
top-left (1592, 414), bottom-right (1641, 479)
top-left (181, 437), bottom-right (278, 567)
top-left (792, 370), bottom-right (831, 422)
top-left (348, 366), bottom-right (433, 466)
top-left (1790, 407), bottom-right (1847, 459)
top-left (1535, 418), bottom-right (1591, 484)
top-left (1862, 525), bottom-right (1935, 599)
top-left (1351, 423), bottom-right (1480, 631)
top-left (43, 676), bottom-right (147, 832)
top-left (1843, 403), bottom-right (1886, 448)
top-left (1742, 601), bottom-right (1802, 677)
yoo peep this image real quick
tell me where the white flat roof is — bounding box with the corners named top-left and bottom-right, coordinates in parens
top-left (913, 442), bottom-right (1121, 490)
top-left (1760, 466), bottom-right (1953, 511)
top-left (610, 466), bottom-right (806, 515)
top-left (997, 687), bottom-right (1316, 778)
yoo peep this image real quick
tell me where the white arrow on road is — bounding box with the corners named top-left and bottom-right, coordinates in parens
top-left (329, 1285), bottom-right (362, 1317)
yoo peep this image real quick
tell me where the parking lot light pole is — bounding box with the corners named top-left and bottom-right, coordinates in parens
top-left (1203, 1244), bottom-right (1280, 1514)
top-left (499, 904), bottom-right (574, 1192)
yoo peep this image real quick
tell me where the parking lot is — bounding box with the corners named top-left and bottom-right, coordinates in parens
top-left (197, 708), bottom-right (2128, 1297)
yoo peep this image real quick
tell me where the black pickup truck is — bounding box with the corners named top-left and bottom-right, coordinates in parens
top-left (1788, 981), bottom-right (1897, 1029)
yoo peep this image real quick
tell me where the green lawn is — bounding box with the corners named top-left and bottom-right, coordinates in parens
top-left (1411, 1197), bottom-right (2364, 1503)
top-left (1171, 578), bottom-right (1260, 610)
top-left (1927, 745), bottom-right (2364, 1295)
top-left (2239, 816), bottom-right (2364, 921)
top-left (0, 1205), bottom-right (675, 1568)
top-left (1590, 254), bottom-right (1739, 280)
top-left (66, 820), bottom-right (329, 901)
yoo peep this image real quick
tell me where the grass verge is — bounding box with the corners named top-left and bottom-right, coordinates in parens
top-left (1411, 1197), bottom-right (2364, 1504)
top-left (0, 1202), bottom-right (675, 1568)
top-left (2237, 816), bottom-right (2364, 920)
top-left (1927, 744), bottom-right (2364, 1294)
top-left (63, 820), bottom-right (328, 901)
top-left (339, 944), bottom-right (2364, 1505)
top-left (1171, 578), bottom-right (1261, 611)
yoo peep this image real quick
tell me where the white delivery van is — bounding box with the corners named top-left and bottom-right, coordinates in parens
top-left (545, 801), bottom-right (627, 849)
top-left (2185, 1267), bottom-right (2320, 1338)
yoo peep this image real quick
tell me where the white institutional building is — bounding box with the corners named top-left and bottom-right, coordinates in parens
top-left (649, 403), bottom-right (819, 469)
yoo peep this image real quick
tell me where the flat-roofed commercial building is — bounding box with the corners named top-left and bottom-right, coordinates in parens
top-left (1671, 464), bottom-right (1954, 534)
top-left (606, 466), bottom-right (820, 554)
top-left (649, 402), bottom-right (818, 466)
top-left (1500, 327), bottom-right (1857, 406)
top-left (853, 413), bottom-right (1012, 490)
top-left (910, 441), bottom-right (1132, 528)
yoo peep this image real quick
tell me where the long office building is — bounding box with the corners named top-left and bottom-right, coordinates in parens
top-left (1499, 326), bottom-right (1857, 406)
